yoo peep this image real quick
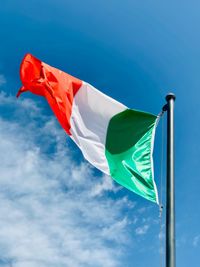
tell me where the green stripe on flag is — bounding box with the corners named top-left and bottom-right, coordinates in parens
top-left (105, 109), bottom-right (158, 202)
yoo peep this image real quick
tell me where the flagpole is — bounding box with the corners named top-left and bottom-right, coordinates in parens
top-left (165, 93), bottom-right (176, 267)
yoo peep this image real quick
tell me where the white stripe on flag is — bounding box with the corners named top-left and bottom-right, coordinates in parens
top-left (70, 82), bottom-right (126, 174)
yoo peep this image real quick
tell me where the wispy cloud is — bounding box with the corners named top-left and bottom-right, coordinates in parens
top-left (0, 92), bottom-right (139, 267)
top-left (135, 225), bottom-right (149, 235)
top-left (193, 235), bottom-right (200, 247)
top-left (90, 174), bottom-right (120, 197)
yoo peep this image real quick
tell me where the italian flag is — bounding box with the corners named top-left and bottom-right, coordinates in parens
top-left (17, 54), bottom-right (159, 203)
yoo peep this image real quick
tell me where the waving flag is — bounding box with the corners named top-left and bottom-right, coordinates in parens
top-left (17, 54), bottom-right (158, 203)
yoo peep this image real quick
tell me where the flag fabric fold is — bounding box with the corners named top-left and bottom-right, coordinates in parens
top-left (17, 53), bottom-right (159, 203)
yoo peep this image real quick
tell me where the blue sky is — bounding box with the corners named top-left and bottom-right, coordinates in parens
top-left (0, 1), bottom-right (199, 266)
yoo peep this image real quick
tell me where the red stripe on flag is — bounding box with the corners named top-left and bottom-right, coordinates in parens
top-left (17, 53), bottom-right (82, 135)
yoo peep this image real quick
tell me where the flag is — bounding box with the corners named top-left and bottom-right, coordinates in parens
top-left (17, 53), bottom-right (159, 203)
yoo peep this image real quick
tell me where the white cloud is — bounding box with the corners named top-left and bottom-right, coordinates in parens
top-left (101, 217), bottom-right (129, 244)
top-left (90, 174), bottom-right (119, 197)
top-left (135, 225), bottom-right (149, 235)
top-left (0, 93), bottom-right (139, 267)
top-left (193, 235), bottom-right (200, 247)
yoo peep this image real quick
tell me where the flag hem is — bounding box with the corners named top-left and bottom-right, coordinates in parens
top-left (150, 115), bottom-right (160, 204)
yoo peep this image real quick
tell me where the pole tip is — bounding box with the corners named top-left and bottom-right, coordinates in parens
top-left (166, 93), bottom-right (176, 102)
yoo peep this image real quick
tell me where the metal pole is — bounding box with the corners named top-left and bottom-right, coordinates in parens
top-left (165, 93), bottom-right (176, 267)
